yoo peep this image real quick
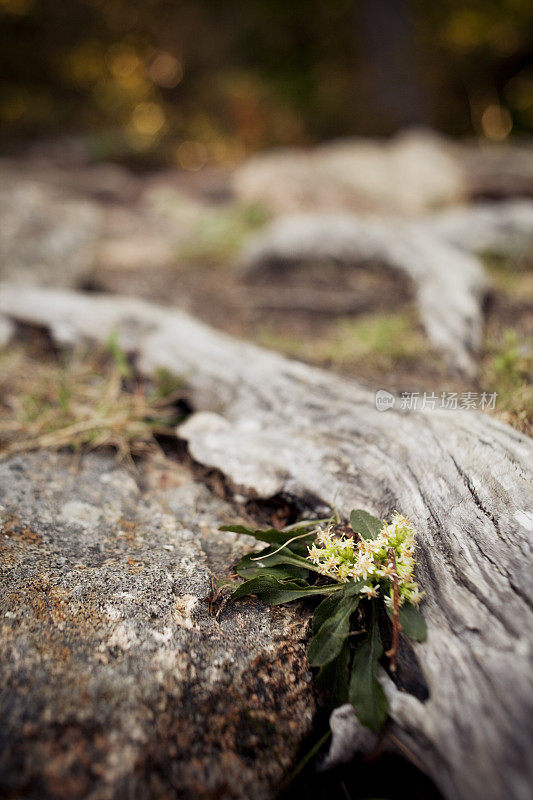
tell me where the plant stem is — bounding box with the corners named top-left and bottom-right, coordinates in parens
top-left (279, 728), bottom-right (332, 790)
top-left (385, 547), bottom-right (400, 671)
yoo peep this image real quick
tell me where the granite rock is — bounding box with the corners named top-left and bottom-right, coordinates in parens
top-left (0, 169), bottom-right (101, 287)
top-left (0, 452), bottom-right (315, 800)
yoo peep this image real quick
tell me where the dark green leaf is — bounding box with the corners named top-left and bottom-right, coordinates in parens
top-left (308, 595), bottom-right (360, 667)
top-left (241, 546), bottom-right (325, 576)
top-left (311, 580), bottom-right (365, 633)
top-left (236, 547), bottom-right (309, 578)
top-left (283, 539), bottom-right (314, 556)
top-left (387, 603), bottom-right (427, 642)
top-left (239, 567), bottom-right (309, 585)
top-left (220, 524), bottom-right (287, 543)
top-left (343, 579), bottom-right (367, 597)
top-left (231, 574), bottom-right (342, 605)
top-left (315, 638), bottom-right (350, 708)
top-left (312, 592), bottom-right (345, 634)
top-left (220, 524), bottom-right (257, 535)
top-left (220, 524), bottom-right (315, 547)
top-left (349, 510), bottom-right (383, 540)
top-left (236, 548), bottom-right (309, 580)
top-left (349, 621), bottom-right (388, 732)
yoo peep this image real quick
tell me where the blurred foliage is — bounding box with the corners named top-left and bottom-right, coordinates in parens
top-left (0, 0), bottom-right (532, 164)
top-left (481, 328), bottom-right (533, 433)
top-left (257, 311), bottom-right (438, 373)
top-left (178, 201), bottom-right (270, 266)
top-left (483, 250), bottom-right (533, 303)
top-left (480, 252), bottom-right (533, 432)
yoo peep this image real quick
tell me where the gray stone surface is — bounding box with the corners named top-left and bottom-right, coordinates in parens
top-left (0, 168), bottom-right (102, 287)
top-left (0, 452), bottom-right (315, 799)
top-left (0, 159), bottom-right (202, 290)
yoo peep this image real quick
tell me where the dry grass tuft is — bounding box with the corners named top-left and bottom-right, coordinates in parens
top-left (0, 336), bottom-right (185, 464)
top-left (480, 328), bottom-right (533, 436)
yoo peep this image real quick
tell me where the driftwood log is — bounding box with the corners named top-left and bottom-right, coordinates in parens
top-left (1, 282), bottom-right (532, 800)
top-left (241, 201), bottom-right (533, 376)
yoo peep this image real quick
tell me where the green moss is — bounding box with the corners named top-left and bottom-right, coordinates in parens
top-left (318, 313), bottom-right (432, 367)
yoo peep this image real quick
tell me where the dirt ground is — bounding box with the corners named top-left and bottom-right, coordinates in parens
top-left (1, 156), bottom-right (532, 434)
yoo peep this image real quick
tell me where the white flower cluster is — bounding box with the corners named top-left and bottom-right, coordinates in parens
top-left (307, 512), bottom-right (423, 605)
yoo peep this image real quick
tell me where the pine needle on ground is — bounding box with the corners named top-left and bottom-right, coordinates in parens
top-left (0, 338), bottom-right (185, 465)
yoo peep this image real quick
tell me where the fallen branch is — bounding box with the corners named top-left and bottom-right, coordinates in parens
top-left (240, 201), bottom-right (533, 376)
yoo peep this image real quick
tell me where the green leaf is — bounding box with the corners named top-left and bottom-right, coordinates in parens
top-left (312, 580), bottom-right (365, 634)
top-left (349, 621), bottom-right (388, 732)
top-left (220, 524), bottom-right (315, 547)
top-left (238, 545), bottom-right (327, 577)
top-left (315, 638), bottom-right (350, 709)
top-left (239, 567), bottom-right (309, 585)
top-left (350, 510), bottom-right (383, 540)
top-left (231, 574), bottom-right (342, 605)
top-left (220, 524), bottom-right (257, 535)
top-left (237, 548), bottom-right (309, 572)
top-left (312, 592), bottom-right (345, 634)
top-left (220, 524), bottom-right (286, 544)
top-left (387, 603), bottom-right (427, 642)
top-left (308, 594), bottom-right (360, 667)
top-left (236, 548), bottom-right (309, 580)
top-left (343, 579), bottom-right (368, 597)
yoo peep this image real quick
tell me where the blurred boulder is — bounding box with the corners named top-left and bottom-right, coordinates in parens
top-left (233, 130), bottom-right (466, 215)
top-left (0, 166), bottom-right (102, 288)
top-left (97, 234), bottom-right (177, 274)
top-left (233, 129), bottom-right (533, 217)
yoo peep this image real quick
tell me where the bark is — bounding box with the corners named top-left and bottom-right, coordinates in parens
top-left (1, 282), bottom-right (532, 800)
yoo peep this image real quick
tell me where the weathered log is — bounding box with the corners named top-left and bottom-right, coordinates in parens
top-left (1, 282), bottom-right (532, 800)
top-left (240, 201), bottom-right (533, 376)
top-left (242, 212), bottom-right (487, 375)
top-left (422, 199), bottom-right (533, 255)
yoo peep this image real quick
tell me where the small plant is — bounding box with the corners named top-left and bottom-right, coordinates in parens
top-left (221, 509), bottom-right (426, 732)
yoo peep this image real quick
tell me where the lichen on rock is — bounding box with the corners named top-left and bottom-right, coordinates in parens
top-left (0, 451), bottom-right (315, 799)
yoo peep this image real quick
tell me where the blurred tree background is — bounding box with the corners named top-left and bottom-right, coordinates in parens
top-left (0, 0), bottom-right (532, 166)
